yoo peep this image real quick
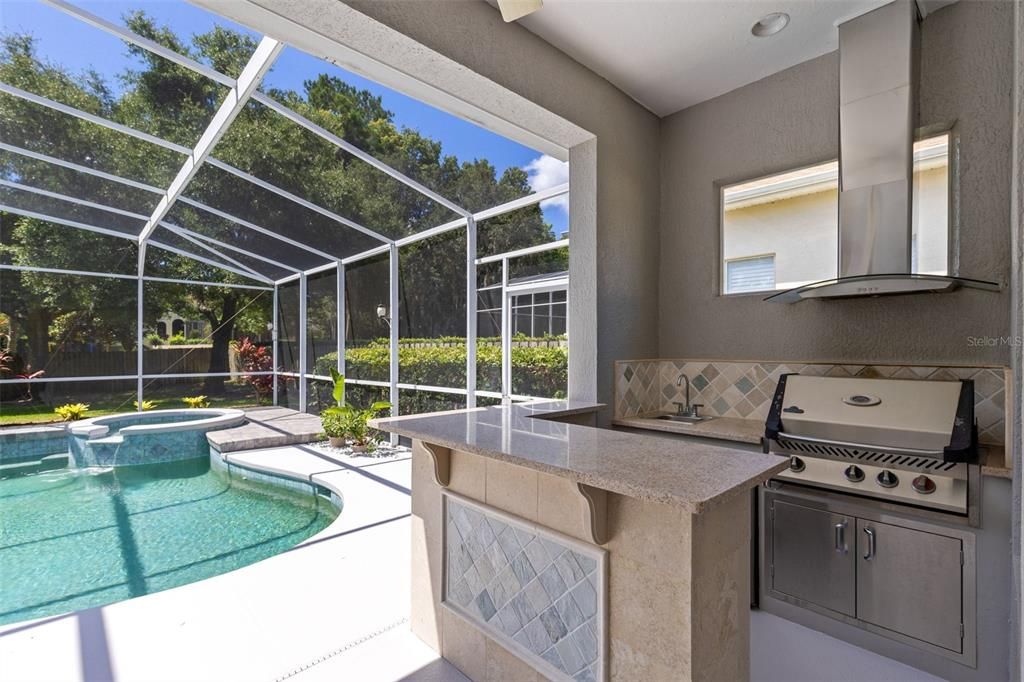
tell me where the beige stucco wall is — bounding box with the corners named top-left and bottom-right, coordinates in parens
top-left (659, 0), bottom-right (1014, 366)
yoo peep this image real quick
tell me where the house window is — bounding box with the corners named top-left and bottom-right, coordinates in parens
top-left (510, 289), bottom-right (567, 337)
top-left (725, 255), bottom-right (776, 294)
top-left (720, 133), bottom-right (950, 294)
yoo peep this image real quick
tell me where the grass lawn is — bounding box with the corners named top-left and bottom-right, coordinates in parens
top-left (0, 381), bottom-right (267, 427)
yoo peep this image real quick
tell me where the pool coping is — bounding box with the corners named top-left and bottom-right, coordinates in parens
top-left (68, 409), bottom-right (247, 440)
top-left (211, 443), bottom-right (413, 539)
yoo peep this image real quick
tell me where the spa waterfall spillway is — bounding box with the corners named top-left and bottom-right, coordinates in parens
top-left (67, 409), bottom-right (246, 468)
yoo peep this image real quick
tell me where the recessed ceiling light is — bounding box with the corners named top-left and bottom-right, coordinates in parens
top-left (751, 12), bottom-right (790, 37)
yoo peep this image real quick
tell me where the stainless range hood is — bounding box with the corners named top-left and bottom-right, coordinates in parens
top-left (766, 0), bottom-right (999, 303)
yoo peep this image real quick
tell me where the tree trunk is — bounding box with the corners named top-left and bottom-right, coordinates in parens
top-left (25, 309), bottom-right (52, 374)
top-left (203, 296), bottom-right (237, 395)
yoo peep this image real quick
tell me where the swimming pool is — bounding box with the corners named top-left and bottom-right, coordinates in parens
top-left (0, 457), bottom-right (338, 626)
top-left (67, 409), bottom-right (246, 467)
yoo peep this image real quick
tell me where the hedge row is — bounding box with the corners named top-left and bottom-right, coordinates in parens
top-left (311, 339), bottom-right (567, 408)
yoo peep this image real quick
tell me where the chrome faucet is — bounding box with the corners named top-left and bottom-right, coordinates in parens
top-left (673, 373), bottom-right (703, 418)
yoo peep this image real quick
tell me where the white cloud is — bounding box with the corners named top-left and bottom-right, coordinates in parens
top-left (523, 154), bottom-right (569, 211)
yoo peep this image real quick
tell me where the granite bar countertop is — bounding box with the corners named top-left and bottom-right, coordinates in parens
top-left (612, 414), bottom-right (764, 445)
top-left (371, 400), bottom-right (788, 514)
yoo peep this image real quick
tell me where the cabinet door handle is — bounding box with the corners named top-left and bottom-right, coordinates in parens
top-left (834, 522), bottom-right (847, 553)
top-left (863, 527), bottom-right (876, 560)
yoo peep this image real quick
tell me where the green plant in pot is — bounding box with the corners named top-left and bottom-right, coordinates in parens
top-left (320, 369), bottom-right (391, 452)
top-left (320, 368), bottom-right (348, 448)
top-left (337, 400), bottom-right (391, 453)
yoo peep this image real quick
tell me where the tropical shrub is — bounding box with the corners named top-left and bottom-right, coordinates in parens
top-left (182, 396), bottom-right (210, 408)
top-left (232, 337), bottom-right (274, 402)
top-left (54, 403), bottom-right (89, 421)
top-left (133, 400), bottom-right (156, 411)
top-left (167, 333), bottom-right (190, 346)
top-left (145, 333), bottom-right (164, 347)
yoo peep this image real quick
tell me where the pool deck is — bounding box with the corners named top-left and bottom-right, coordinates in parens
top-left (0, 443), bottom-right (466, 682)
top-left (207, 406), bottom-right (325, 453)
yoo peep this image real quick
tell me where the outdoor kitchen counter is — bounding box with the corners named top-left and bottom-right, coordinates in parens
top-left (371, 401), bottom-right (788, 681)
top-left (372, 401), bottom-right (786, 514)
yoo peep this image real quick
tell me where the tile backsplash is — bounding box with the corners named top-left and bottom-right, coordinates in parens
top-left (615, 360), bottom-right (1008, 446)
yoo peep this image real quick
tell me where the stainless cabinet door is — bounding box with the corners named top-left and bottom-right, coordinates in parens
top-left (856, 519), bottom-right (963, 652)
top-left (771, 500), bottom-right (855, 616)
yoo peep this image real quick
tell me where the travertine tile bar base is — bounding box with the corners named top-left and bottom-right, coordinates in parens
top-left (410, 440), bottom-right (751, 681)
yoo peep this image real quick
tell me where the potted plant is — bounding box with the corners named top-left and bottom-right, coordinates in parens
top-left (321, 368), bottom-right (348, 448)
top-left (337, 400), bottom-right (392, 453)
top-left (322, 409), bottom-right (347, 448)
top-left (320, 369), bottom-right (391, 451)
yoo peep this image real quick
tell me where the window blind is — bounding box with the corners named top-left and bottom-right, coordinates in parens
top-left (726, 255), bottom-right (775, 293)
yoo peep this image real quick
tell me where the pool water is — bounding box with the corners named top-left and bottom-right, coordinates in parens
top-left (0, 458), bottom-right (338, 625)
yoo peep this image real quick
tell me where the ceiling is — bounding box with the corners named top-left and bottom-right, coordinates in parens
top-left (491, 0), bottom-right (954, 117)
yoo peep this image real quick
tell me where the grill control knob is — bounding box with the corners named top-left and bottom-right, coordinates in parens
top-left (876, 470), bottom-right (899, 488)
top-left (912, 475), bottom-right (937, 495)
top-left (788, 456), bottom-right (806, 473)
top-left (844, 465), bottom-right (865, 483)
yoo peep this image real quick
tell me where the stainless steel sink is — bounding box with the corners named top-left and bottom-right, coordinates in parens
top-left (656, 414), bottom-right (714, 424)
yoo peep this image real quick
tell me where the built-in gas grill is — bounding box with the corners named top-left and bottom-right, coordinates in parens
top-left (763, 374), bottom-right (977, 515)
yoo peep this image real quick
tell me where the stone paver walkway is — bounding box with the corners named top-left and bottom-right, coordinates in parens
top-left (207, 407), bottom-right (323, 453)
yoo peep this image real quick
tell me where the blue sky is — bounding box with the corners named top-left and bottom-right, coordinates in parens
top-left (1, 0), bottom-right (568, 235)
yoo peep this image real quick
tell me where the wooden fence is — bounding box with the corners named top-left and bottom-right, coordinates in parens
top-left (42, 347), bottom-right (213, 383)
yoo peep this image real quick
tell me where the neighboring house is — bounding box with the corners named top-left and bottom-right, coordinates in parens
top-left (722, 135), bottom-right (949, 294)
top-left (478, 270), bottom-right (568, 338)
top-left (155, 314), bottom-right (210, 340)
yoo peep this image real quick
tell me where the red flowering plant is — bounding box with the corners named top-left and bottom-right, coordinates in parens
top-left (232, 337), bottom-right (275, 403)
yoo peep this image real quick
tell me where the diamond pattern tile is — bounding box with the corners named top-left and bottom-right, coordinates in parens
top-left (616, 360), bottom-right (1008, 446)
top-left (445, 499), bottom-right (603, 681)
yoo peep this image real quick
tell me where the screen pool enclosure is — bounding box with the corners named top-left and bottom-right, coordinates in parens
top-left (0, 0), bottom-right (570, 419)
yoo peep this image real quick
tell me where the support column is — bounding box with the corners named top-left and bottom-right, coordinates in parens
top-left (298, 272), bottom-right (307, 413)
top-left (272, 284), bottom-right (279, 406)
top-left (465, 218), bottom-right (477, 408)
top-left (389, 244), bottom-right (400, 445)
top-left (136, 244), bottom-right (146, 411)
top-left (500, 256), bottom-right (511, 403)
top-left (337, 262), bottom-right (345, 379)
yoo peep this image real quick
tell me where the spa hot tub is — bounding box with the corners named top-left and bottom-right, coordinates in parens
top-left (67, 409), bottom-right (246, 468)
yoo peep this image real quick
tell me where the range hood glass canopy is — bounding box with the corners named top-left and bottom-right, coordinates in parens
top-left (764, 273), bottom-right (1000, 303)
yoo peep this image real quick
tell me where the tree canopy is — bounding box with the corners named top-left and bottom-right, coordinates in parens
top-left (0, 10), bottom-right (565, 394)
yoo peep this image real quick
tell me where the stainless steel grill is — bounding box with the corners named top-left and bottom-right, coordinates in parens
top-left (763, 374), bottom-right (977, 515)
